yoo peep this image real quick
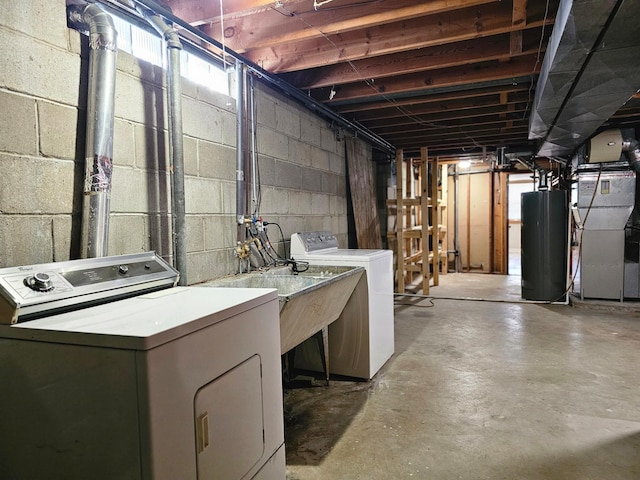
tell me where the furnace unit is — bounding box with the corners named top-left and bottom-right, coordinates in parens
top-left (577, 129), bottom-right (640, 301)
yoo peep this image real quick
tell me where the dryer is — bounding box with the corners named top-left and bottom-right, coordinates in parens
top-left (290, 231), bottom-right (394, 379)
top-left (0, 253), bottom-right (285, 480)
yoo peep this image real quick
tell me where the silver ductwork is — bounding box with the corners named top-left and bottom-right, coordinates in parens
top-left (623, 138), bottom-right (640, 172)
top-left (69, 4), bottom-right (118, 258)
top-left (529, 0), bottom-right (640, 157)
top-left (136, 6), bottom-right (188, 286)
top-left (528, 0), bottom-right (614, 141)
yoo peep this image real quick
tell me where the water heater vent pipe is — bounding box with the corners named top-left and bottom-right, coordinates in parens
top-left (623, 138), bottom-right (640, 172)
top-left (69, 4), bottom-right (118, 258)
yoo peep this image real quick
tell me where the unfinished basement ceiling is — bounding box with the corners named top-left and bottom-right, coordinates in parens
top-left (152, 0), bottom-right (640, 159)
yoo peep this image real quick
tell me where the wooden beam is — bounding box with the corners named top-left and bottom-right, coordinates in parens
top-left (382, 125), bottom-right (530, 144)
top-left (430, 154), bottom-right (439, 287)
top-left (492, 171), bottom-right (509, 274)
top-left (384, 125), bottom-right (529, 142)
top-left (165, 0), bottom-right (307, 25)
top-left (360, 103), bottom-right (530, 130)
top-left (351, 92), bottom-right (530, 123)
top-left (385, 126), bottom-right (530, 140)
top-left (421, 147), bottom-right (430, 294)
top-left (396, 149), bottom-right (405, 293)
top-left (509, 0), bottom-right (527, 55)
top-left (200, 0), bottom-right (496, 53)
top-left (499, 91), bottom-right (509, 119)
top-left (320, 55), bottom-right (541, 104)
top-left (391, 133), bottom-right (534, 151)
top-left (375, 129), bottom-right (530, 148)
top-left (510, 31), bottom-right (523, 55)
top-left (512, 0), bottom-right (529, 26)
top-left (242, 2), bottom-right (553, 72)
top-left (334, 84), bottom-right (531, 114)
top-left (372, 117), bottom-right (530, 136)
top-left (506, 101), bottom-right (517, 128)
top-left (386, 133), bottom-right (531, 151)
top-left (390, 129), bottom-right (531, 143)
top-left (372, 120), bottom-right (528, 140)
top-left (284, 29), bottom-right (545, 89)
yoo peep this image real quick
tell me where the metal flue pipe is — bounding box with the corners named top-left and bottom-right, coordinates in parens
top-left (136, 5), bottom-right (188, 285)
top-left (69, 4), bottom-right (118, 258)
top-left (623, 138), bottom-right (640, 173)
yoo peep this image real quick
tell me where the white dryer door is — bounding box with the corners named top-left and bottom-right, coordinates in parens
top-left (194, 355), bottom-right (265, 479)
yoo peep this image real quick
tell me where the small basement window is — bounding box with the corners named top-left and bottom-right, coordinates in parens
top-left (180, 51), bottom-right (230, 96)
top-left (111, 14), bottom-right (229, 96)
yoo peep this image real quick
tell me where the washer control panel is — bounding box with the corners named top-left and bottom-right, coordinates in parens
top-left (290, 231), bottom-right (339, 253)
top-left (0, 252), bottom-right (179, 324)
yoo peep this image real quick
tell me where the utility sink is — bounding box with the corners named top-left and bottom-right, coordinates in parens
top-left (198, 265), bottom-right (365, 354)
top-left (266, 265), bottom-right (358, 278)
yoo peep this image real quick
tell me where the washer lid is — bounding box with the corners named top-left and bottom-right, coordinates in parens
top-left (293, 248), bottom-right (391, 262)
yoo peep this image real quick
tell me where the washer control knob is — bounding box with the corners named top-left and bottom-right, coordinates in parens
top-left (25, 272), bottom-right (54, 292)
top-left (118, 265), bottom-right (129, 275)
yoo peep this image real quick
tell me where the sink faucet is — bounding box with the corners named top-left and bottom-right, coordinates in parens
top-left (235, 237), bottom-right (263, 273)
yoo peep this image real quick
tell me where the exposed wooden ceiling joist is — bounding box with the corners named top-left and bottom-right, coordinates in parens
top-left (282, 27), bottom-right (549, 90)
top-left (370, 110), bottom-right (529, 136)
top-left (334, 84), bottom-right (531, 114)
top-left (318, 55), bottom-right (540, 104)
top-left (196, 0), bottom-right (496, 56)
top-left (373, 116), bottom-right (530, 136)
top-left (163, 0), bottom-right (308, 25)
top-left (230, 0), bottom-right (552, 73)
top-left (154, 0), bottom-right (639, 156)
top-left (347, 92), bottom-right (531, 123)
top-left (397, 132), bottom-right (533, 151)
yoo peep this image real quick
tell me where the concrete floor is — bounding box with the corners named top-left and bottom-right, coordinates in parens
top-left (283, 273), bottom-right (640, 479)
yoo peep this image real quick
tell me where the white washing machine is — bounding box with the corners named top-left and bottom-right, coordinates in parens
top-left (0, 253), bottom-right (285, 480)
top-left (290, 231), bottom-right (394, 379)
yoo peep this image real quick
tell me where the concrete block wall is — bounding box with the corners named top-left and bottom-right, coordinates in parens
top-left (255, 83), bottom-right (348, 248)
top-left (0, 1), bottom-right (349, 283)
top-left (0, 0), bottom-right (81, 268)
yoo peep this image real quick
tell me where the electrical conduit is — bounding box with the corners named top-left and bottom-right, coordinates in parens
top-left (236, 61), bottom-right (247, 237)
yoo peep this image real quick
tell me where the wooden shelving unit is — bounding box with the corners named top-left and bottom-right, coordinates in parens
top-left (387, 148), bottom-right (437, 294)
